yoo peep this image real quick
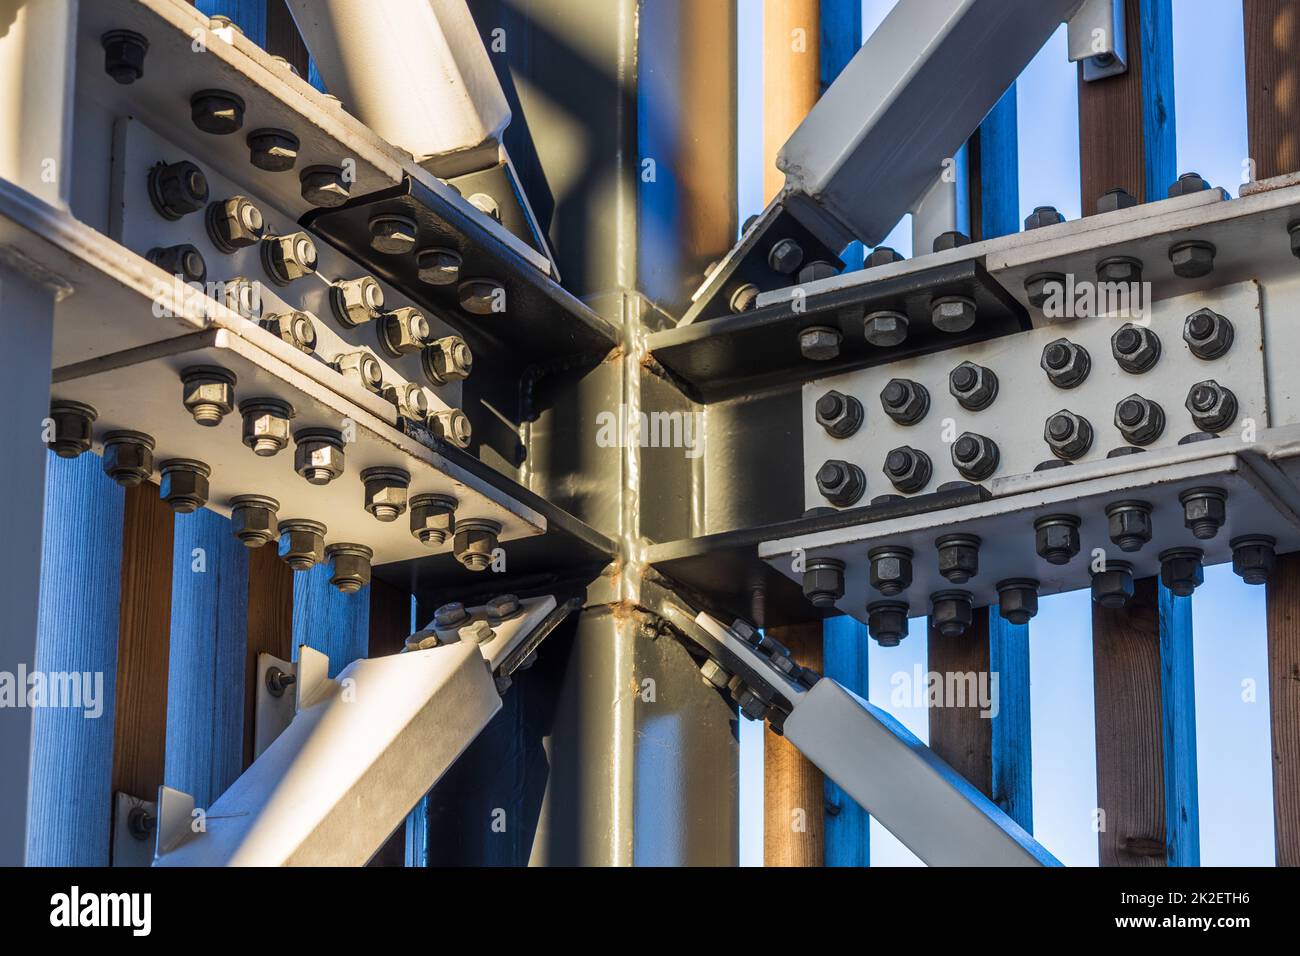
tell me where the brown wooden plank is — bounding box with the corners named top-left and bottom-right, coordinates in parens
top-left (1265, 551), bottom-right (1300, 865)
top-left (367, 577), bottom-right (413, 866)
top-left (265, 0), bottom-right (311, 77)
top-left (927, 608), bottom-right (994, 797)
top-left (1244, 0), bottom-right (1300, 180)
top-left (111, 482), bottom-right (175, 803)
top-left (763, 622), bottom-right (824, 866)
top-left (242, 542), bottom-right (293, 769)
top-left (762, 0), bottom-right (819, 203)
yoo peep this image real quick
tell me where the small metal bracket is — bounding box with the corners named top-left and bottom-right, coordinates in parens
top-left (254, 652), bottom-right (297, 759)
top-left (1069, 0), bottom-right (1128, 81)
top-left (111, 792), bottom-right (156, 868)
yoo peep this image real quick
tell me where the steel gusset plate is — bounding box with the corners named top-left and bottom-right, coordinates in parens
top-left (648, 258), bottom-right (1029, 403)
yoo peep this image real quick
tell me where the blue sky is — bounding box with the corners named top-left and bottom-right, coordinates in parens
top-left (736, 0), bottom-right (1275, 867)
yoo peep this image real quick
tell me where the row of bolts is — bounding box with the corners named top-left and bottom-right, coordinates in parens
top-left (46, 367), bottom-right (503, 593)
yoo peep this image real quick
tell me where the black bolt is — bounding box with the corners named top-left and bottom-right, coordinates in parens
top-left (1169, 240), bottom-right (1216, 278)
top-left (868, 546), bottom-right (913, 596)
top-left (147, 244), bottom-right (207, 283)
top-left (1168, 171), bottom-right (1211, 197)
top-left (1184, 380), bottom-right (1238, 433)
top-left (1231, 535), bottom-right (1277, 585)
top-left (951, 432), bottom-right (999, 481)
top-left (1179, 486), bottom-right (1227, 540)
top-left (1111, 322), bottom-right (1161, 373)
top-left (1114, 394), bottom-right (1165, 446)
top-left (247, 128), bottom-right (301, 172)
top-left (1044, 410), bottom-right (1093, 460)
top-left (816, 459), bottom-right (866, 507)
top-left (1183, 308), bottom-right (1234, 360)
top-left (1025, 272), bottom-right (1067, 309)
top-left (949, 361), bottom-right (998, 410)
top-left (1025, 206), bottom-right (1065, 230)
top-left (802, 557), bottom-right (846, 608)
top-left (933, 231), bottom-right (971, 253)
top-left (191, 89), bottom-right (245, 135)
top-left (1035, 514), bottom-right (1081, 565)
top-left (997, 579), bottom-right (1039, 625)
top-left (1091, 560), bottom-right (1135, 608)
top-left (1159, 547), bottom-right (1205, 597)
top-left (883, 446), bottom-right (932, 493)
top-left (880, 378), bottom-right (930, 425)
top-left (1097, 187), bottom-right (1138, 214)
top-left (147, 160), bottom-right (209, 220)
top-left (936, 533), bottom-right (980, 584)
top-left (930, 590), bottom-right (974, 637)
top-left (1040, 338), bottom-right (1091, 388)
top-left (866, 246), bottom-right (905, 268)
top-left (102, 30), bottom-right (149, 84)
top-left (815, 390), bottom-right (864, 438)
top-left (867, 601), bottom-right (909, 647)
top-left (1104, 500), bottom-right (1153, 552)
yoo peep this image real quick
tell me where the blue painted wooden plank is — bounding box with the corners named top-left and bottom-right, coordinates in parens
top-left (822, 614), bottom-right (869, 866)
top-left (292, 562), bottom-right (369, 676)
top-left (163, 509), bottom-right (249, 808)
top-left (26, 453), bottom-right (125, 865)
top-left (973, 85), bottom-right (1019, 240)
top-left (989, 606), bottom-right (1033, 832)
top-left (820, 0), bottom-right (865, 270)
top-left (196, 0), bottom-right (268, 42)
top-left (1158, 582), bottom-right (1200, 866)
top-left (1138, 0), bottom-right (1176, 202)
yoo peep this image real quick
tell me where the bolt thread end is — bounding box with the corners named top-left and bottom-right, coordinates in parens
top-left (461, 552), bottom-right (491, 572)
top-left (52, 441), bottom-right (84, 459)
top-left (109, 469), bottom-right (146, 488)
top-left (332, 578), bottom-right (362, 594)
top-left (236, 530), bottom-right (273, 549)
top-left (252, 438), bottom-right (282, 457)
top-left (1043, 549), bottom-right (1072, 566)
top-left (370, 504), bottom-right (400, 522)
top-left (285, 555), bottom-right (315, 571)
top-left (417, 529), bottom-right (447, 546)
top-left (304, 468), bottom-right (334, 485)
top-left (877, 582), bottom-right (904, 597)
top-left (1242, 569), bottom-right (1268, 585)
top-left (191, 404), bottom-right (225, 426)
top-left (1191, 520), bottom-right (1220, 540)
top-left (1116, 535), bottom-right (1144, 552)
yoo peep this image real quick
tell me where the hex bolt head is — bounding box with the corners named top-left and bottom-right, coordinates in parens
top-left (1111, 322), bottom-right (1161, 373)
top-left (1091, 560), bottom-right (1135, 608)
top-left (798, 325), bottom-right (842, 362)
top-left (382, 382), bottom-right (431, 423)
top-left (421, 336), bottom-right (474, 386)
top-left (277, 518), bottom-right (327, 571)
top-left (360, 466), bottom-right (411, 522)
top-left (700, 658), bottom-right (732, 690)
top-left (454, 518), bottom-right (501, 572)
top-left (997, 578), bottom-right (1040, 625)
top-left (1179, 486), bottom-right (1227, 540)
top-left (459, 278), bottom-right (506, 315)
top-left (868, 546), bottom-right (913, 596)
top-left (331, 276), bottom-right (385, 328)
top-left (429, 409), bottom-right (473, 448)
top-left (1169, 240), bottom-right (1216, 279)
top-left (1035, 514), bottom-right (1082, 565)
top-left (1025, 272), bottom-right (1066, 310)
top-left (486, 593), bottom-right (522, 621)
top-left (1097, 255), bottom-right (1143, 285)
top-left (158, 459), bottom-right (211, 513)
top-left (864, 310), bottom-right (909, 347)
top-left (930, 590), bottom-right (974, 637)
top-left (932, 231), bottom-right (971, 253)
top-left (48, 400), bottom-right (97, 458)
top-left (1041, 338), bottom-right (1091, 388)
top-left (102, 29), bottom-right (149, 84)
top-left (220, 276), bottom-right (263, 319)
top-left (1096, 187), bottom-right (1138, 214)
top-left (1185, 380), bottom-right (1238, 433)
top-left (300, 165), bottom-right (350, 208)
top-left (797, 260), bottom-right (838, 284)
top-left (147, 160), bottom-right (209, 220)
top-left (814, 390), bottom-right (864, 438)
top-left (325, 543), bottom-right (373, 594)
top-left (883, 446), bottom-right (932, 493)
top-left (880, 378), bottom-right (930, 425)
top-left (866, 246), bottom-right (905, 268)
top-left (867, 600), bottom-right (909, 646)
top-left (229, 495), bottom-right (280, 548)
top-left (260, 310), bottom-right (318, 354)
top-left (379, 307), bottom-right (431, 357)
top-left (936, 533), bottom-right (980, 584)
top-left (190, 89), bottom-right (245, 135)
top-left (147, 244), bottom-right (207, 283)
top-left (181, 365), bottom-right (236, 426)
top-left (332, 351), bottom-right (384, 394)
top-left (767, 238), bottom-right (804, 274)
top-left (205, 195), bottom-right (264, 252)
top-left (1183, 308), bottom-right (1234, 360)
top-left (729, 283), bottom-right (760, 313)
top-left (238, 397), bottom-right (294, 457)
top-left (1159, 547), bottom-right (1205, 597)
top-left (433, 602), bottom-right (469, 628)
top-left (949, 361), bottom-right (998, 410)
top-left (951, 432), bottom-right (1000, 481)
top-left (1104, 499), bottom-right (1153, 552)
top-left (1024, 206), bottom-right (1065, 230)
top-left (1044, 409), bottom-right (1094, 460)
top-left (1231, 535), bottom-right (1277, 585)
top-left (261, 231), bottom-right (318, 284)
top-left (246, 128), bottom-right (300, 172)
top-left (802, 557), bottom-right (846, 608)
top-left (293, 428), bottom-right (346, 485)
top-left (367, 213), bottom-right (418, 255)
top-left (931, 295), bottom-right (977, 334)
top-left (102, 430), bottom-right (155, 486)
top-left (1114, 394), bottom-right (1165, 446)
top-left (417, 247), bottom-right (463, 286)
top-left (1168, 171), bottom-right (1211, 197)
top-left (409, 493), bottom-right (458, 546)
top-left (815, 459), bottom-right (866, 506)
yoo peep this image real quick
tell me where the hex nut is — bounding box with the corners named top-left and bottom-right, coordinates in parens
top-left (230, 495), bottom-right (280, 548)
top-left (799, 325), bottom-right (842, 362)
top-left (936, 533), bottom-right (980, 584)
top-left (1044, 409), bottom-right (1093, 460)
top-left (930, 590), bottom-right (974, 637)
top-left (147, 160), bottom-right (209, 220)
top-left (1183, 308), bottom-right (1234, 360)
top-left (379, 307), bottom-right (431, 357)
top-left (262, 231), bottom-right (318, 284)
top-left (454, 518), bottom-right (501, 572)
top-left (220, 276), bottom-right (263, 320)
top-left (1024, 206), bottom-right (1065, 230)
top-left (300, 165), bottom-right (350, 208)
top-left (1091, 560), bottom-right (1135, 608)
top-left (932, 231), bottom-right (971, 253)
top-left (277, 518), bottom-right (327, 571)
top-left (332, 351), bottom-right (384, 394)
top-left (459, 278), bottom-right (506, 315)
top-left (293, 428), bottom-right (345, 485)
top-left (1041, 338), bottom-right (1091, 388)
top-left (797, 261), bottom-right (838, 284)
top-left (239, 398), bottom-right (295, 457)
top-left (1185, 380), bottom-right (1238, 433)
top-left (421, 336), bottom-right (474, 386)
top-left (700, 658), bottom-right (731, 690)
top-left (768, 238), bottom-right (804, 274)
top-left (867, 600), bottom-right (909, 646)
top-left (385, 383), bottom-right (432, 423)
top-left (864, 310), bottom-right (908, 347)
top-left (434, 602), bottom-right (469, 628)
top-left (814, 390), bottom-right (864, 438)
top-left (360, 466), bottom-right (411, 522)
top-left (1097, 255), bottom-right (1143, 285)
top-left (868, 546), bottom-right (913, 596)
top-left (191, 89), bottom-right (244, 134)
top-left (330, 276), bottom-right (385, 328)
top-left (1231, 535), bottom-right (1277, 585)
top-left (865, 246), bottom-right (905, 268)
top-left (816, 459), bottom-right (866, 507)
top-left (369, 214), bottom-right (418, 255)
top-left (48, 400), bottom-right (97, 458)
top-left (181, 366), bottom-right (237, 426)
top-left (951, 432), bottom-right (999, 481)
top-left (260, 310), bottom-right (318, 354)
top-left (1168, 171), bottom-right (1211, 197)
top-left (159, 459), bottom-right (211, 513)
top-left (1159, 547), bottom-right (1205, 597)
top-left (880, 378), bottom-right (929, 425)
top-left (1105, 499), bottom-right (1153, 552)
top-left (430, 409), bottom-right (473, 448)
top-left (1114, 395), bottom-right (1165, 446)
top-left (931, 296), bottom-right (977, 334)
top-left (147, 244), bottom-right (207, 283)
top-left (1096, 187), bottom-right (1137, 214)
top-left (325, 543), bottom-right (373, 594)
top-left (1179, 486), bottom-right (1227, 540)
top-left (883, 446), bottom-right (932, 493)
top-left (729, 284), bottom-right (759, 313)
top-left (802, 557), bottom-right (846, 608)
top-left (410, 493), bottom-right (458, 546)
top-left (246, 128), bottom-right (300, 172)
top-left (997, 579), bottom-right (1040, 625)
top-left (1169, 240), bottom-right (1216, 279)
top-left (1111, 323), bottom-right (1161, 373)
top-left (102, 430), bottom-right (155, 487)
top-left (949, 361), bottom-right (998, 410)
top-left (1035, 514), bottom-right (1081, 565)
top-left (205, 195), bottom-right (264, 252)
top-left (417, 247), bottom-right (462, 286)
top-left (1025, 272), bottom-right (1066, 310)
top-left (486, 593), bottom-right (522, 621)
top-left (102, 29), bottom-right (148, 84)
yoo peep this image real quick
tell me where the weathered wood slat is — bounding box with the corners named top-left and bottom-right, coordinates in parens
top-left (764, 622), bottom-right (825, 866)
top-left (928, 607), bottom-right (994, 796)
top-left (1265, 552), bottom-right (1300, 865)
top-left (969, 87), bottom-right (1020, 241)
top-left (242, 543), bottom-right (293, 768)
top-left (1244, 0), bottom-right (1300, 180)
